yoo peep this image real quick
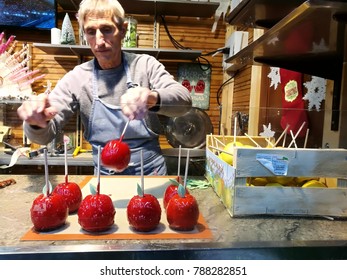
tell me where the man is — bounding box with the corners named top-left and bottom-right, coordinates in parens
top-left (17, 0), bottom-right (192, 175)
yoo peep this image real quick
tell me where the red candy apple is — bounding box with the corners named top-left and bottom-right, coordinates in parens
top-left (166, 183), bottom-right (199, 231)
top-left (163, 179), bottom-right (189, 210)
top-left (101, 139), bottom-right (130, 172)
top-left (127, 183), bottom-right (162, 232)
top-left (78, 184), bottom-right (116, 232)
top-left (53, 176), bottom-right (82, 213)
top-left (30, 183), bottom-right (69, 232)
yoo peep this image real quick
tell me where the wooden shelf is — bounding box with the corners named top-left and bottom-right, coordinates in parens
top-left (225, 0), bottom-right (347, 80)
top-left (33, 43), bottom-right (202, 61)
top-left (226, 0), bottom-right (306, 28)
top-left (57, 0), bottom-right (219, 18)
top-left (225, 0), bottom-right (347, 141)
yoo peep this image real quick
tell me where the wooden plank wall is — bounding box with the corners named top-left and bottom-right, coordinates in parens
top-left (220, 25), bottom-right (255, 137)
top-left (2, 10), bottom-right (226, 151)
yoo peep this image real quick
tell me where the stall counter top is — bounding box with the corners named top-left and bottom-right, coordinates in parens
top-left (1, 175), bottom-right (347, 260)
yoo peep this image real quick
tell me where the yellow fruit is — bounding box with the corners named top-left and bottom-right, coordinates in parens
top-left (219, 141), bottom-right (243, 165)
top-left (265, 182), bottom-right (283, 187)
top-left (267, 176), bottom-right (295, 186)
top-left (233, 141), bottom-right (244, 147)
top-left (295, 177), bottom-right (319, 185)
top-left (219, 152), bottom-right (233, 165)
top-left (250, 177), bottom-right (268, 186)
top-left (301, 180), bottom-right (327, 188)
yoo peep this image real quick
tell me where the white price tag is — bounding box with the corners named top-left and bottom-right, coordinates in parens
top-left (256, 153), bottom-right (289, 175)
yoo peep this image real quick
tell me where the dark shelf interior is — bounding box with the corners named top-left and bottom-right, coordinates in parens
top-left (225, 0), bottom-right (347, 138)
top-left (226, 0), bottom-right (306, 28)
top-left (33, 43), bottom-right (202, 61)
top-left (225, 0), bottom-right (347, 81)
top-left (57, 0), bottom-right (219, 18)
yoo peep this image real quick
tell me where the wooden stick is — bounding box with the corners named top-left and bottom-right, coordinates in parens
top-left (209, 133), bottom-right (216, 155)
top-left (119, 119), bottom-right (130, 142)
top-left (43, 149), bottom-right (50, 197)
top-left (289, 130), bottom-right (298, 148)
top-left (213, 136), bottom-right (225, 147)
top-left (244, 133), bottom-right (261, 147)
top-left (177, 145), bottom-right (181, 177)
top-left (97, 145), bottom-right (101, 195)
top-left (304, 128), bottom-right (310, 148)
top-left (8, 66), bottom-right (28, 80)
top-left (288, 122), bottom-right (306, 148)
top-left (183, 149), bottom-right (190, 189)
top-left (7, 40), bottom-right (17, 54)
top-left (140, 149), bottom-right (144, 195)
top-left (19, 73), bottom-right (46, 87)
top-left (265, 137), bottom-right (275, 148)
top-left (12, 69), bottom-right (40, 82)
top-left (274, 124), bottom-right (290, 147)
top-left (209, 145), bottom-right (233, 156)
top-left (64, 141), bottom-right (68, 184)
top-left (282, 131), bottom-right (287, 147)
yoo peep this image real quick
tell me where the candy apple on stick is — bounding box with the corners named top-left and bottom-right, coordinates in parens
top-left (78, 146), bottom-right (116, 232)
top-left (53, 136), bottom-right (82, 213)
top-left (166, 150), bottom-right (200, 231)
top-left (163, 145), bottom-right (190, 210)
top-left (30, 149), bottom-right (68, 232)
top-left (127, 150), bottom-right (162, 232)
top-left (101, 120), bottom-right (131, 172)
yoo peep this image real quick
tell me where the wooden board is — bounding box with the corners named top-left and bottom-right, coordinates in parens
top-left (235, 147), bottom-right (347, 178)
top-left (21, 176), bottom-right (213, 241)
top-left (233, 186), bottom-right (347, 217)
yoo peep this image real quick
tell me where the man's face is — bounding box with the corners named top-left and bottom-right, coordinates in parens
top-left (84, 12), bottom-right (126, 69)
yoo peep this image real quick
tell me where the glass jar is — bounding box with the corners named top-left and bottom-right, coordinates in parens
top-left (122, 17), bottom-right (138, 48)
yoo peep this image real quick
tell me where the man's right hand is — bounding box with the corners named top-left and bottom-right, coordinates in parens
top-left (17, 93), bottom-right (57, 128)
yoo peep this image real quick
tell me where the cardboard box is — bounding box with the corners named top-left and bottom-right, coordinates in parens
top-left (205, 135), bottom-right (347, 218)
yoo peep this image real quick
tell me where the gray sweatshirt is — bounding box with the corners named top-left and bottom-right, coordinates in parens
top-left (23, 52), bottom-right (192, 145)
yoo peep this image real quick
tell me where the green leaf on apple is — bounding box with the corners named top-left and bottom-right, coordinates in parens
top-left (137, 183), bottom-right (144, 197)
top-left (177, 183), bottom-right (186, 198)
top-left (169, 179), bottom-right (179, 186)
top-left (42, 181), bottom-right (53, 196)
top-left (89, 183), bottom-right (97, 195)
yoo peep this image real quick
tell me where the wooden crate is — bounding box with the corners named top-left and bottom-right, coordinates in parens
top-left (205, 135), bottom-right (347, 218)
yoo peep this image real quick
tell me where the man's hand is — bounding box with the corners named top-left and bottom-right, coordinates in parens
top-left (17, 93), bottom-right (57, 128)
top-left (120, 87), bottom-right (158, 120)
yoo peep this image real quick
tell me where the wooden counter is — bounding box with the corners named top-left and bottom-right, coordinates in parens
top-left (1, 175), bottom-right (347, 260)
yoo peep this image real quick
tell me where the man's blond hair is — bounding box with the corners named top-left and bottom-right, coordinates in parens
top-left (77, 0), bottom-right (125, 30)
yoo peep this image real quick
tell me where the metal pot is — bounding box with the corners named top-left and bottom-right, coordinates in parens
top-left (165, 107), bottom-right (213, 149)
top-left (162, 148), bottom-right (206, 176)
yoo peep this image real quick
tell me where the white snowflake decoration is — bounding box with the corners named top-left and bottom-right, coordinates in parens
top-left (303, 76), bottom-right (327, 111)
top-left (312, 38), bottom-right (329, 52)
top-left (267, 36), bottom-right (279, 46)
top-left (259, 123), bottom-right (275, 138)
top-left (267, 67), bottom-right (281, 90)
